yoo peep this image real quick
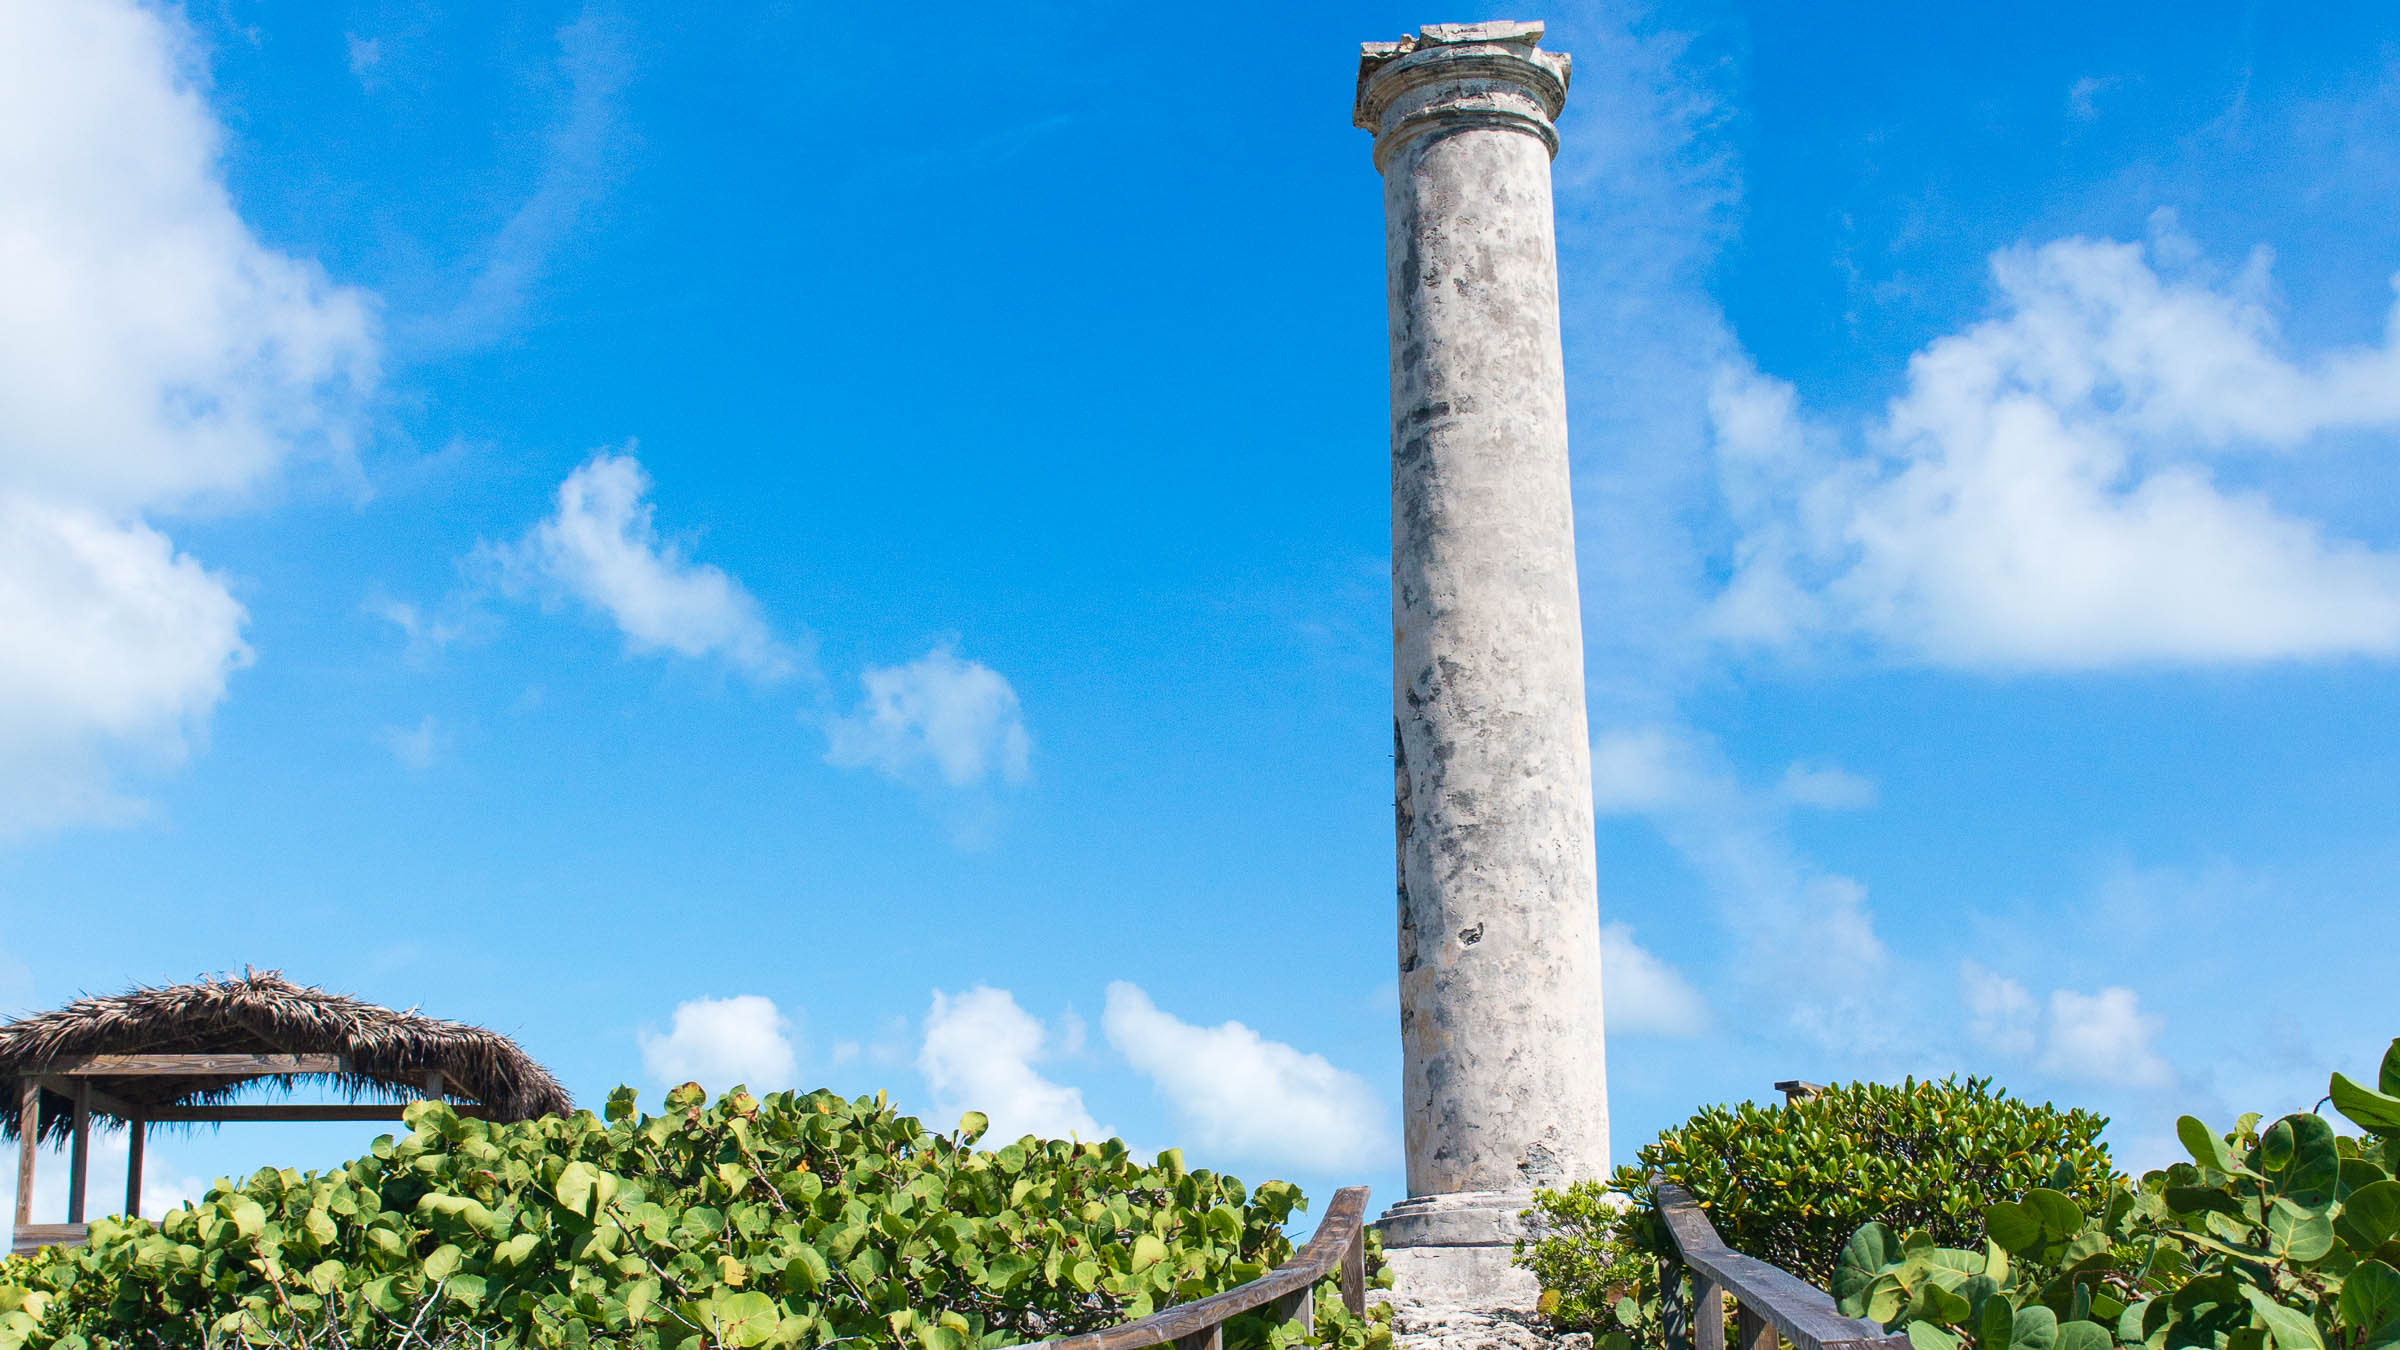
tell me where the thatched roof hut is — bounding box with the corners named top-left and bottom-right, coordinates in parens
top-left (2, 970), bottom-right (572, 1143)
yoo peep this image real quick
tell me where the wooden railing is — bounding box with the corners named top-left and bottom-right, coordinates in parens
top-left (1651, 1180), bottom-right (1908, 1350)
top-left (997, 1185), bottom-right (1370, 1350)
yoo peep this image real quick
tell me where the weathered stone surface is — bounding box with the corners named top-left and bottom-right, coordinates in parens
top-left (1355, 19), bottom-right (1611, 1254)
top-left (1376, 1255), bottom-right (1587, 1350)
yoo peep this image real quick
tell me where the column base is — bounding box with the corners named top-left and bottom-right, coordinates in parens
top-left (1373, 1192), bottom-right (1541, 1311)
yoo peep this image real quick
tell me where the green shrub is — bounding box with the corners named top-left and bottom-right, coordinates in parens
top-left (0, 1084), bottom-right (1390, 1350)
top-left (1843, 1040), bottom-right (2400, 1350)
top-left (1516, 1077), bottom-right (2117, 1333)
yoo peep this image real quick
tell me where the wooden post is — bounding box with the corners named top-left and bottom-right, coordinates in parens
top-left (1739, 1304), bottom-right (1777, 1350)
top-left (125, 1120), bottom-right (146, 1219)
top-left (1272, 1286), bottom-right (1313, 1329)
top-left (1340, 1228), bottom-right (1366, 1314)
top-left (66, 1080), bottom-right (90, 1224)
top-left (1696, 1276), bottom-right (1727, 1350)
top-left (423, 1070), bottom-right (445, 1102)
top-left (1661, 1258), bottom-right (1693, 1350)
top-left (14, 1079), bottom-right (36, 1228)
top-left (1172, 1327), bottom-right (1222, 1350)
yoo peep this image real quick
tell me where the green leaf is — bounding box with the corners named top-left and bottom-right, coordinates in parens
top-left (2183, 1117), bottom-right (2246, 1174)
top-left (955, 1110), bottom-right (989, 1143)
top-left (554, 1161), bottom-right (617, 1221)
top-left (713, 1291), bottom-right (782, 1349)
top-left (2055, 1322), bottom-right (2111, 1350)
top-left (2242, 1287), bottom-right (2325, 1350)
top-left (422, 1244), bottom-right (462, 1281)
top-left (2347, 1183), bottom-right (2400, 1251)
top-left (1987, 1203), bottom-right (2045, 1256)
top-left (1907, 1323), bottom-right (1962, 1350)
top-left (2334, 1076), bottom-right (2400, 1134)
top-left (1977, 1295), bottom-right (2015, 1348)
top-left (2345, 1260), bottom-right (2400, 1333)
top-left (783, 1247), bottom-right (829, 1295)
top-left (2011, 1304), bottom-right (2060, 1350)
top-left (2026, 1189), bottom-right (2084, 1240)
top-left (2380, 1040), bottom-right (2400, 1100)
top-left (2266, 1198), bottom-right (2336, 1262)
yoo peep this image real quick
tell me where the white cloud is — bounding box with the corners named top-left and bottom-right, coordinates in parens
top-left (825, 645), bottom-right (1031, 788)
top-left (1101, 982), bottom-right (1389, 1172)
top-left (1960, 962), bottom-right (2041, 1059)
top-left (0, 500), bottom-right (251, 837)
top-left (378, 715), bottom-right (442, 771)
top-left (917, 987), bottom-right (1100, 1144)
top-left (1711, 224), bottom-right (2400, 669)
top-left (1599, 923), bottom-right (1710, 1037)
top-left (1957, 964), bottom-right (2173, 1089)
top-left (0, 1), bottom-right (377, 516)
top-left (490, 450), bottom-right (799, 680)
top-left (2043, 987), bottom-right (2173, 1088)
top-left (638, 995), bottom-right (800, 1095)
top-left (0, 0), bottom-right (378, 836)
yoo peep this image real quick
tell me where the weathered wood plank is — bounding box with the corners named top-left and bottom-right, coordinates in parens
top-left (1652, 1182), bottom-right (1907, 1350)
top-left (1170, 1327), bottom-right (1220, 1350)
top-left (140, 1104), bottom-right (492, 1124)
top-left (992, 1185), bottom-right (1369, 1350)
top-left (1697, 1276), bottom-right (1727, 1350)
top-left (125, 1120), bottom-right (146, 1220)
top-left (11, 1223), bottom-right (87, 1257)
top-left (14, 1080), bottom-right (36, 1228)
top-left (1741, 1303), bottom-right (1779, 1350)
top-left (66, 1081), bottom-right (90, 1223)
top-left (38, 1077), bottom-right (137, 1121)
top-left (1339, 1228), bottom-right (1365, 1315)
top-left (1773, 1081), bottom-right (1828, 1104)
top-left (52, 1054), bottom-right (347, 1077)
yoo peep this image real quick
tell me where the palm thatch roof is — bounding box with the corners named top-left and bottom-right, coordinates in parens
top-left (0, 971), bottom-right (571, 1142)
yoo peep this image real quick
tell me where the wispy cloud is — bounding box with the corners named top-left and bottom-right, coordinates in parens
top-left (486, 449), bottom-right (802, 681)
top-left (377, 714), bottom-right (443, 771)
top-left (824, 644), bottom-right (1031, 789)
top-left (1591, 724), bottom-right (1889, 1048)
top-left (415, 4), bottom-right (632, 349)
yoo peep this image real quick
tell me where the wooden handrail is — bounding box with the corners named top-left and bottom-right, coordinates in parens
top-left (995, 1185), bottom-right (1370, 1350)
top-left (1650, 1180), bottom-right (1908, 1350)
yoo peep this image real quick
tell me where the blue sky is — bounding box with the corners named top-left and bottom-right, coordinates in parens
top-left (4, 0), bottom-right (2399, 1227)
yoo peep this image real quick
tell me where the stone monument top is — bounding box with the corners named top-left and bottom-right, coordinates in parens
top-left (1352, 22), bottom-right (1572, 162)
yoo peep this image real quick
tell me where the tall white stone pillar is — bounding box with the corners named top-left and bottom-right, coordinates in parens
top-left (1354, 21), bottom-right (1610, 1295)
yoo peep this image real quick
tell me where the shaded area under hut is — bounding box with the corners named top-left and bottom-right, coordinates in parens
top-left (3, 970), bottom-right (569, 1255)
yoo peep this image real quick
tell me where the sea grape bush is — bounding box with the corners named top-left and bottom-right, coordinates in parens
top-left (0, 1083), bottom-right (1391, 1350)
top-left (1515, 1077), bottom-right (2116, 1336)
top-left (1842, 1040), bottom-right (2400, 1350)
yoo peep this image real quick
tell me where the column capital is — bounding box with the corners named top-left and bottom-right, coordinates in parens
top-left (1352, 21), bottom-right (1572, 171)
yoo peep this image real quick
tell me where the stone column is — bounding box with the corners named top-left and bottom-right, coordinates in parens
top-left (1354, 21), bottom-right (1610, 1296)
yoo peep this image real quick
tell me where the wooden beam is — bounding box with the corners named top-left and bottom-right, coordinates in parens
top-left (38, 1078), bottom-right (137, 1122)
top-left (14, 1079), bottom-right (36, 1228)
top-left (140, 1103), bottom-right (494, 1124)
top-left (125, 1120), bottom-right (145, 1219)
top-left (51, 1054), bottom-right (347, 1077)
top-left (10, 1224), bottom-right (87, 1258)
top-left (66, 1081), bottom-right (89, 1224)
top-left (1651, 1181), bottom-right (1908, 1350)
